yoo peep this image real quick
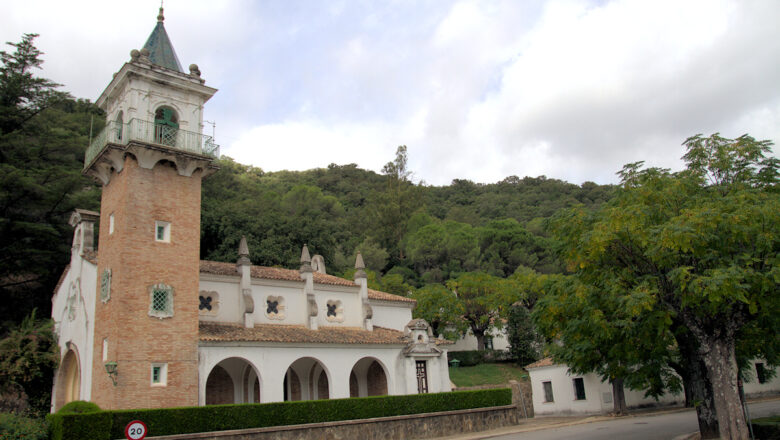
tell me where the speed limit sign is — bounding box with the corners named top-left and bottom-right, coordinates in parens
top-left (125, 420), bottom-right (147, 440)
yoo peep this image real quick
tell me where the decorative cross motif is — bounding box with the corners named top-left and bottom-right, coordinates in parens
top-left (199, 295), bottom-right (212, 311)
top-left (327, 303), bottom-right (337, 317)
top-left (266, 299), bottom-right (279, 314)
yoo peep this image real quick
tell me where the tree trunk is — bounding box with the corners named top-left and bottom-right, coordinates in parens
top-left (473, 328), bottom-right (485, 351)
top-left (611, 378), bottom-right (628, 415)
top-left (700, 336), bottom-right (750, 440)
top-left (674, 330), bottom-right (719, 438)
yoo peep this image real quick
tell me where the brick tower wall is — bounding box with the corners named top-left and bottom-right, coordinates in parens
top-left (92, 154), bottom-right (202, 410)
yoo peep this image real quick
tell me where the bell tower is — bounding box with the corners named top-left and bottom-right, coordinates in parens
top-left (85, 6), bottom-right (218, 409)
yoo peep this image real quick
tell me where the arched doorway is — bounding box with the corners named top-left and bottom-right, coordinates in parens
top-left (205, 358), bottom-right (261, 405)
top-left (284, 357), bottom-right (330, 401)
top-left (349, 357), bottom-right (388, 397)
top-left (54, 347), bottom-right (80, 410)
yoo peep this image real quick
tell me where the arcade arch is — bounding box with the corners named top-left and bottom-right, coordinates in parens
top-left (349, 357), bottom-right (388, 397)
top-left (205, 357), bottom-right (261, 405)
top-left (284, 357), bottom-right (330, 401)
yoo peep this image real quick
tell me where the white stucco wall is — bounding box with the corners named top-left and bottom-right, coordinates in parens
top-left (529, 364), bottom-right (683, 416)
top-left (448, 327), bottom-right (510, 352)
top-left (370, 301), bottom-right (413, 331)
top-left (50, 223), bottom-right (98, 409)
top-left (743, 360), bottom-right (780, 396)
top-left (198, 344), bottom-right (413, 404)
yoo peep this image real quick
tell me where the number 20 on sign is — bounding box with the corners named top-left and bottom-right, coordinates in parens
top-left (125, 420), bottom-right (147, 440)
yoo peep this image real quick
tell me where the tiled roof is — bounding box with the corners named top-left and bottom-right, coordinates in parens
top-left (142, 12), bottom-right (183, 72)
top-left (525, 357), bottom-right (556, 370)
top-left (199, 322), bottom-right (407, 345)
top-left (368, 288), bottom-right (416, 304)
top-left (199, 261), bottom-right (414, 303)
top-left (53, 265), bottom-right (70, 295)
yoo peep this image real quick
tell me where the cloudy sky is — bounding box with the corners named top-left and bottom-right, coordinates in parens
top-left (3, 0), bottom-right (779, 185)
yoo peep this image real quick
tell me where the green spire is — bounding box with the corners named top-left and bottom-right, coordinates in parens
top-left (142, 6), bottom-right (183, 73)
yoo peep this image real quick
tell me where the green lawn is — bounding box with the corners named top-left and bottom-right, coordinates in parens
top-left (448, 363), bottom-right (529, 387)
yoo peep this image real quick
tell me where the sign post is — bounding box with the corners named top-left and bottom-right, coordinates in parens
top-left (125, 420), bottom-right (147, 440)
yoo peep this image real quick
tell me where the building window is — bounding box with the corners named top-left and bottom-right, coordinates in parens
top-left (756, 363), bottom-right (767, 384)
top-left (102, 339), bottom-right (108, 362)
top-left (109, 213), bottom-right (114, 234)
top-left (265, 295), bottom-right (285, 320)
top-left (100, 269), bottom-right (111, 303)
top-left (573, 377), bottom-right (586, 400)
top-left (485, 336), bottom-right (494, 350)
top-left (543, 381), bottom-right (554, 402)
top-left (154, 106), bottom-right (179, 147)
top-left (155, 221), bottom-right (171, 242)
top-left (148, 283), bottom-right (174, 319)
top-left (151, 363), bottom-right (167, 386)
top-left (326, 300), bottom-right (343, 322)
top-left (198, 291), bottom-right (219, 316)
top-left (416, 360), bottom-right (428, 394)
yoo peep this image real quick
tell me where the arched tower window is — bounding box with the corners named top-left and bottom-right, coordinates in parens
top-left (154, 106), bottom-right (179, 147)
top-left (115, 111), bottom-right (124, 142)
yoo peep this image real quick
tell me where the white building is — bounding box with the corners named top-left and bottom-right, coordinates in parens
top-left (526, 357), bottom-right (780, 416)
top-left (49, 7), bottom-right (451, 412)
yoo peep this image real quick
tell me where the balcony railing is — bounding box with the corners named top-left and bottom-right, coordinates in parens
top-left (84, 119), bottom-right (220, 169)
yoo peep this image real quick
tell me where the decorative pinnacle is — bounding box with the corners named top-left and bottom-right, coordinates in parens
top-left (354, 251), bottom-right (367, 280)
top-left (237, 236), bottom-right (251, 266)
top-left (300, 244), bottom-right (313, 274)
top-left (157, 3), bottom-right (165, 22)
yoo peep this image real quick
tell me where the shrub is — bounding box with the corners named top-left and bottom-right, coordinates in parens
top-left (48, 388), bottom-right (511, 440)
top-left (47, 411), bottom-right (112, 440)
top-left (57, 400), bottom-right (101, 414)
top-left (0, 412), bottom-right (48, 440)
top-left (751, 416), bottom-right (780, 440)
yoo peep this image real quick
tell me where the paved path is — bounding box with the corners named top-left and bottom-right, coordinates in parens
top-left (431, 398), bottom-right (780, 440)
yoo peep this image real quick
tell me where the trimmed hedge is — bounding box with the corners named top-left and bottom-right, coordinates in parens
top-left (751, 416), bottom-right (780, 440)
top-left (49, 388), bottom-right (510, 440)
top-left (56, 400), bottom-right (101, 414)
top-left (448, 350), bottom-right (514, 366)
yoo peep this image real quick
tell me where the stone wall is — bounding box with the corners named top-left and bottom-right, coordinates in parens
top-left (141, 405), bottom-right (520, 440)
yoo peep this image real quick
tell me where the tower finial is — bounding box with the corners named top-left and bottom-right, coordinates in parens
top-left (157, 1), bottom-right (165, 22)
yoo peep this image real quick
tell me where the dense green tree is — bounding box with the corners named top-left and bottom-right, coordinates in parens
top-left (0, 310), bottom-right (59, 416)
top-left (409, 283), bottom-right (464, 339)
top-left (506, 303), bottom-right (541, 367)
top-left (549, 134), bottom-right (778, 438)
top-left (0, 35), bottom-right (101, 328)
top-left (445, 272), bottom-right (507, 350)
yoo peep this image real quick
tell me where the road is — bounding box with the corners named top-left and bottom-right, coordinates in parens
top-left (488, 400), bottom-right (780, 440)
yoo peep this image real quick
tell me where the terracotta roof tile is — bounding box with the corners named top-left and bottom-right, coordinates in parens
top-left (199, 322), bottom-right (407, 345)
top-left (53, 265), bottom-right (70, 295)
top-left (368, 288), bottom-right (416, 304)
top-left (199, 261), bottom-right (413, 303)
top-left (525, 357), bottom-right (556, 370)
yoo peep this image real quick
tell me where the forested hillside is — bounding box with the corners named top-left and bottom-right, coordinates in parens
top-left (200, 151), bottom-right (614, 287)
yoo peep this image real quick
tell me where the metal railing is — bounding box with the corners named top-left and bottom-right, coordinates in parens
top-left (84, 119), bottom-right (220, 169)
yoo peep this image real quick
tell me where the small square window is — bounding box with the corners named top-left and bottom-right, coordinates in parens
top-left (151, 363), bottom-right (167, 386)
top-left (573, 377), bottom-right (586, 400)
top-left (155, 221), bottom-right (170, 242)
top-left (148, 283), bottom-right (174, 319)
top-left (543, 381), bottom-right (554, 403)
top-left (109, 213), bottom-right (115, 234)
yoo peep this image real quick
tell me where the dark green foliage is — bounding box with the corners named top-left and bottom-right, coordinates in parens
top-left (56, 400), bottom-right (100, 414)
top-left (47, 411), bottom-right (111, 440)
top-left (506, 304), bottom-right (540, 366)
top-left (0, 311), bottom-right (59, 416)
top-left (47, 389), bottom-right (510, 440)
top-left (751, 416), bottom-right (780, 440)
top-left (0, 35), bottom-right (102, 329)
top-left (447, 350), bottom-right (513, 367)
top-left (0, 412), bottom-right (48, 440)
